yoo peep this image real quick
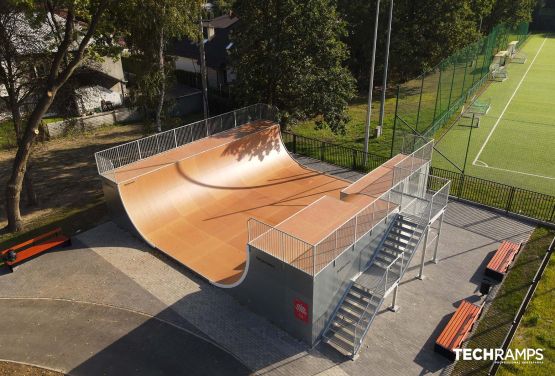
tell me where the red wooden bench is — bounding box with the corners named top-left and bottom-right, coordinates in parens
top-left (0, 228), bottom-right (71, 272)
top-left (435, 300), bottom-right (483, 360)
top-left (485, 241), bottom-right (521, 282)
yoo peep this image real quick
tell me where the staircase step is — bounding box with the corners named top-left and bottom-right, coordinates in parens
top-left (383, 243), bottom-right (405, 254)
top-left (391, 226), bottom-right (422, 238)
top-left (397, 217), bottom-right (419, 227)
top-left (330, 326), bottom-right (355, 343)
top-left (327, 333), bottom-right (354, 355)
top-left (343, 299), bottom-right (365, 314)
top-left (338, 307), bottom-right (360, 322)
top-left (351, 284), bottom-right (372, 298)
top-left (387, 231), bottom-right (416, 243)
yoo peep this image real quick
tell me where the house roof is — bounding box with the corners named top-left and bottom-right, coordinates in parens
top-left (168, 15), bottom-right (237, 70)
top-left (203, 14), bottom-right (238, 29)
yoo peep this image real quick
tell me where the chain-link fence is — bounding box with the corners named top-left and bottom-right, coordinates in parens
top-left (391, 22), bottom-right (530, 162)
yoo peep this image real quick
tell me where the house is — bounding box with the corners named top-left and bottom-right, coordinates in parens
top-left (0, 10), bottom-right (127, 118)
top-left (169, 14), bottom-right (238, 90)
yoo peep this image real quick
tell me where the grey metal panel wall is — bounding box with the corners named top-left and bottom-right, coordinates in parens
top-left (311, 214), bottom-right (394, 343)
top-left (231, 246), bottom-right (315, 344)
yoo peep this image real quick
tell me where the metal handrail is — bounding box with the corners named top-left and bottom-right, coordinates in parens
top-left (95, 103), bottom-right (279, 176)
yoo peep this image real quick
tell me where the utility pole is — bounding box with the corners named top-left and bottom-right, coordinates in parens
top-left (199, 17), bottom-right (209, 120)
top-left (363, 0), bottom-right (381, 164)
top-left (377, 0), bottom-right (394, 138)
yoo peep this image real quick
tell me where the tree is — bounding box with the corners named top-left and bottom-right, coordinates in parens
top-left (3, 0), bottom-right (124, 232)
top-left (122, 0), bottom-right (200, 132)
top-left (231, 0), bottom-right (355, 134)
top-left (339, 0), bottom-right (482, 85)
top-left (486, 0), bottom-right (537, 28)
top-left (0, 4), bottom-right (49, 207)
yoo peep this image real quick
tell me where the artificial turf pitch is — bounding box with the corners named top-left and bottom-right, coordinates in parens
top-left (432, 34), bottom-right (555, 196)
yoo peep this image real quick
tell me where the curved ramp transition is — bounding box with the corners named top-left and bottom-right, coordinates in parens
top-left (110, 122), bottom-right (350, 287)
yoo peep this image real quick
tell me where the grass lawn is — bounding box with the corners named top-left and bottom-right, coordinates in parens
top-left (0, 123), bottom-right (145, 250)
top-left (451, 227), bottom-right (555, 376)
top-left (433, 34), bottom-right (555, 196)
top-left (0, 117), bottom-right (64, 150)
top-left (498, 240), bottom-right (555, 376)
top-left (290, 96), bottom-right (397, 158)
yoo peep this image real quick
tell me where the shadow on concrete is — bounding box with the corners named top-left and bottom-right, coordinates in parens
top-left (413, 311), bottom-right (453, 373)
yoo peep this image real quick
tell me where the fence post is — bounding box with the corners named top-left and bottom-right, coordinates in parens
top-left (137, 140), bottom-right (141, 160)
top-left (352, 149), bottom-right (357, 170)
top-left (506, 186), bottom-right (516, 213)
top-left (415, 74), bottom-right (426, 132)
top-left (320, 141), bottom-right (325, 161)
top-left (432, 67), bottom-right (442, 125)
top-left (390, 85), bottom-right (401, 158)
top-left (293, 134), bottom-right (297, 154)
top-left (447, 61), bottom-right (457, 110)
top-left (457, 174), bottom-right (465, 198)
top-left (173, 129), bottom-right (178, 148)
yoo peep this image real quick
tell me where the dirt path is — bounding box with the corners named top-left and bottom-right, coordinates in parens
top-left (0, 124), bottom-right (144, 233)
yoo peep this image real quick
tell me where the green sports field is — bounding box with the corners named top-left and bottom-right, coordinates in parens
top-left (432, 34), bottom-right (555, 196)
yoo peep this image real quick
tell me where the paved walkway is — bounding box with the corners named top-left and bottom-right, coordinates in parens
top-left (0, 156), bottom-right (536, 376)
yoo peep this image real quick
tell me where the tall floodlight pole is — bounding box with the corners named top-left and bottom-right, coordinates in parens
top-left (199, 17), bottom-right (209, 120)
top-left (377, 0), bottom-right (394, 138)
top-left (363, 0), bottom-right (381, 164)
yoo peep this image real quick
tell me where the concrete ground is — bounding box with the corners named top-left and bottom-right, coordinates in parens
top-left (0, 157), bottom-right (536, 376)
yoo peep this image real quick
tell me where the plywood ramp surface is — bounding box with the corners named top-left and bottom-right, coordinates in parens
top-left (116, 122), bottom-right (350, 286)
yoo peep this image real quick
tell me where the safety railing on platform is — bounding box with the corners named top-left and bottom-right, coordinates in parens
top-left (95, 104), bottom-right (279, 178)
top-left (247, 218), bottom-right (316, 275)
top-left (351, 175), bottom-right (451, 355)
top-left (391, 139), bottom-right (434, 186)
top-left (247, 153), bottom-right (443, 277)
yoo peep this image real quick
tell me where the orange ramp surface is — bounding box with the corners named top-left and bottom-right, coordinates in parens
top-left (111, 122), bottom-right (351, 287)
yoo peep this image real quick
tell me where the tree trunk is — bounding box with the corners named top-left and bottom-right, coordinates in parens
top-left (155, 28), bottom-right (165, 133)
top-left (24, 160), bottom-right (38, 206)
top-left (11, 104), bottom-right (22, 141)
top-left (5, 93), bottom-right (55, 232)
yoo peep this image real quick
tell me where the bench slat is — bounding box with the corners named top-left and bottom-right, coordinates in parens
top-left (6, 236), bottom-right (70, 266)
top-left (1, 227), bottom-right (63, 254)
top-left (436, 300), bottom-right (482, 354)
top-left (486, 241), bottom-right (520, 280)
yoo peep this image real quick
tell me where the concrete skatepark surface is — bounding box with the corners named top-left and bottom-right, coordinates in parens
top-left (0, 156), bottom-right (535, 375)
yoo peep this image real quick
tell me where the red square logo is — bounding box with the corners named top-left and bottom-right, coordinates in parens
top-left (294, 299), bottom-right (309, 323)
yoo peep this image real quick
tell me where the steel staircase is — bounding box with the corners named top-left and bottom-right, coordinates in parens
top-left (323, 214), bottom-right (427, 358)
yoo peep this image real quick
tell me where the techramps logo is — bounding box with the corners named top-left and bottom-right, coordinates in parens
top-left (455, 348), bottom-right (544, 365)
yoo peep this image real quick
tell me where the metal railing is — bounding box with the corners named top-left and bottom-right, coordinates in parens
top-left (350, 176), bottom-right (451, 354)
top-left (247, 139), bottom-right (437, 277)
top-left (95, 104), bottom-right (279, 178)
top-left (247, 218), bottom-right (316, 275)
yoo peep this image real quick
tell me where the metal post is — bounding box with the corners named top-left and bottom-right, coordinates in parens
top-left (363, 0), bottom-right (381, 164)
top-left (432, 212), bottom-right (444, 264)
top-left (447, 61), bottom-right (457, 110)
top-left (198, 17), bottom-right (209, 121)
top-left (462, 113), bottom-right (475, 175)
top-left (137, 140), bottom-right (142, 159)
top-left (173, 128), bottom-right (178, 148)
top-left (378, 0), bottom-right (394, 137)
top-left (390, 85), bottom-right (401, 158)
top-left (417, 226), bottom-right (430, 280)
top-left (432, 67), bottom-right (442, 124)
top-left (313, 246), bottom-right (316, 276)
top-left (389, 284), bottom-right (399, 312)
top-left (415, 74), bottom-right (425, 132)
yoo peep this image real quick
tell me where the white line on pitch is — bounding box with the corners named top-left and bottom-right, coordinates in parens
top-left (473, 37), bottom-right (548, 165)
top-left (473, 163), bottom-right (555, 180)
